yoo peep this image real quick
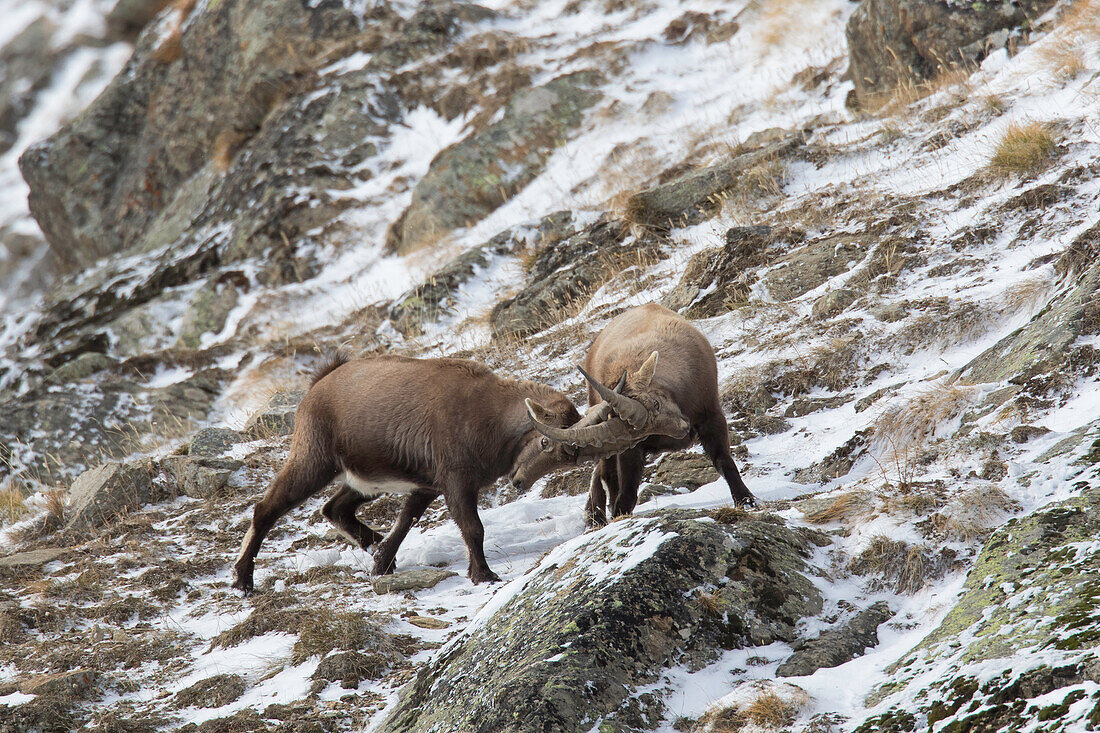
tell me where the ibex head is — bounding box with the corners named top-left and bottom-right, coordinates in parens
top-left (513, 352), bottom-right (690, 492)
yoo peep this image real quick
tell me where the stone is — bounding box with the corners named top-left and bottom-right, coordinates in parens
top-left (0, 669), bottom-right (97, 701)
top-left (846, 0), bottom-right (1056, 107)
top-left (375, 509), bottom-right (822, 733)
top-left (812, 288), bottom-right (860, 319)
top-left (1010, 424), bottom-right (1051, 443)
top-left (963, 261), bottom-right (1100, 383)
top-left (19, 0), bottom-right (363, 268)
top-left (490, 220), bottom-right (665, 340)
top-left (312, 651), bottom-right (388, 689)
top-left (870, 302), bottom-right (909, 322)
top-left (762, 235), bottom-right (873, 302)
top-left (162, 456), bottom-right (243, 499)
top-left (645, 452), bottom-right (716, 491)
top-left (172, 674), bottom-right (246, 709)
top-left (625, 135), bottom-right (804, 230)
top-left (105, 0), bottom-right (172, 40)
top-left (663, 225), bottom-right (779, 317)
top-left (43, 353), bottom-right (118, 385)
top-left (0, 548), bottom-right (66, 570)
top-left (64, 459), bottom-right (166, 535)
top-left (244, 391), bottom-right (305, 439)
top-left (785, 394), bottom-right (852, 418)
top-left (407, 615), bottom-right (451, 630)
top-left (389, 214), bottom-right (572, 336)
top-left (777, 602), bottom-right (892, 677)
top-left (373, 569), bottom-right (458, 595)
top-left (391, 72), bottom-right (602, 254)
top-left (188, 427), bottom-right (246, 457)
top-left (176, 276), bottom-right (241, 349)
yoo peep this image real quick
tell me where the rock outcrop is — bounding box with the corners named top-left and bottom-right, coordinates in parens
top-left (861, 484), bottom-right (1100, 730)
top-left (846, 0), bottom-right (1057, 106)
top-left (390, 72), bottom-right (603, 254)
top-left (377, 509), bottom-right (824, 733)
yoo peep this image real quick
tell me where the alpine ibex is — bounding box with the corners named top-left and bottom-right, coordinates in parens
top-left (529, 304), bottom-right (757, 526)
top-left (233, 353), bottom-right (685, 591)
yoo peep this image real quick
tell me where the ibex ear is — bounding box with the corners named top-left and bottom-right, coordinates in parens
top-left (635, 351), bottom-right (659, 389)
top-left (525, 398), bottom-right (556, 425)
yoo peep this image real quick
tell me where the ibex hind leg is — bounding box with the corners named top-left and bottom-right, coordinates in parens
top-left (322, 485), bottom-right (383, 550)
top-left (233, 456), bottom-right (338, 594)
top-left (697, 411), bottom-right (758, 508)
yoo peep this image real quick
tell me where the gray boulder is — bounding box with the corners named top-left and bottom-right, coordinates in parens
top-left (389, 213), bottom-right (573, 336)
top-left (162, 456), bottom-right (243, 499)
top-left (19, 0), bottom-right (361, 268)
top-left (663, 225), bottom-right (780, 318)
top-left (490, 220), bottom-right (664, 340)
top-left (373, 569), bottom-right (458, 595)
top-left (390, 72), bottom-right (602, 254)
top-left (244, 390), bottom-right (304, 439)
top-left (188, 427), bottom-right (246, 458)
top-left (625, 133), bottom-right (803, 230)
top-left (962, 260), bottom-right (1100, 383)
top-left (846, 0), bottom-right (1056, 107)
top-left (64, 459), bottom-right (167, 535)
top-left (777, 601), bottom-right (892, 677)
top-left (376, 509), bottom-right (823, 733)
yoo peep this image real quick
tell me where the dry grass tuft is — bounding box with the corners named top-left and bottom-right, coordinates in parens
top-left (802, 490), bottom-right (873, 524)
top-left (989, 122), bottom-right (1056, 176)
top-left (0, 486), bottom-right (26, 524)
top-left (926, 484), bottom-right (1019, 543)
top-left (709, 505), bottom-right (749, 525)
top-left (848, 535), bottom-right (954, 594)
top-left (744, 691), bottom-right (798, 727)
top-left (1038, 0), bottom-right (1099, 81)
top-left (1003, 274), bottom-right (1053, 314)
top-left (872, 379), bottom-right (976, 450)
top-left (696, 590), bottom-right (726, 617)
top-left (291, 608), bottom-right (388, 664)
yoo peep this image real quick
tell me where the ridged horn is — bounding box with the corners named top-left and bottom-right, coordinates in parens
top-left (526, 402), bottom-right (642, 453)
top-left (576, 364), bottom-right (649, 429)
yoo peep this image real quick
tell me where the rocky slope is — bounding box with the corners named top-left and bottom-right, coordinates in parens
top-left (0, 0), bottom-right (1099, 730)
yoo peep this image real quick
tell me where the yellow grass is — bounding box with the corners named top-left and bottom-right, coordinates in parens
top-left (989, 122), bottom-right (1056, 176)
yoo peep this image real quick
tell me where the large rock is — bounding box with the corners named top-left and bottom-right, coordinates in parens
top-left (859, 485), bottom-right (1100, 731)
top-left (962, 261), bottom-right (1100, 383)
top-left (624, 133), bottom-right (803, 230)
top-left (376, 509), bottom-right (823, 733)
top-left (846, 0), bottom-right (1057, 106)
top-left (663, 225), bottom-right (782, 318)
top-left (777, 601), bottom-right (892, 677)
top-left (390, 71), bottom-right (603, 254)
top-left (388, 212), bottom-right (573, 336)
top-left (64, 459), bottom-right (166, 535)
top-left (244, 390), bottom-right (304, 439)
top-left (19, 0), bottom-right (361, 268)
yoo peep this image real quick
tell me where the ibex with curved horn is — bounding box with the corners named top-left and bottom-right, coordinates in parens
top-left (528, 304), bottom-right (757, 526)
top-left (233, 353), bottom-right (684, 591)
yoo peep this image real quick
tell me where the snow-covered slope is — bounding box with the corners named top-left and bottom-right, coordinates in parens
top-left (0, 0), bottom-right (1098, 729)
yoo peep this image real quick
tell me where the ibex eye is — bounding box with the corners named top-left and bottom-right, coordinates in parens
top-left (540, 437), bottom-right (551, 449)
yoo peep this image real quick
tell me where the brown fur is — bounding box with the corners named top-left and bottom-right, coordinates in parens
top-left (583, 304), bottom-right (756, 525)
top-left (232, 355), bottom-right (581, 591)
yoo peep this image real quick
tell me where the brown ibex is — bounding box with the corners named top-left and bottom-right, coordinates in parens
top-left (529, 304), bottom-right (757, 527)
top-left (233, 354), bottom-right (686, 591)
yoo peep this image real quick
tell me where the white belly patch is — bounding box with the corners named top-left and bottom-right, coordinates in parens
top-left (341, 472), bottom-right (421, 496)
